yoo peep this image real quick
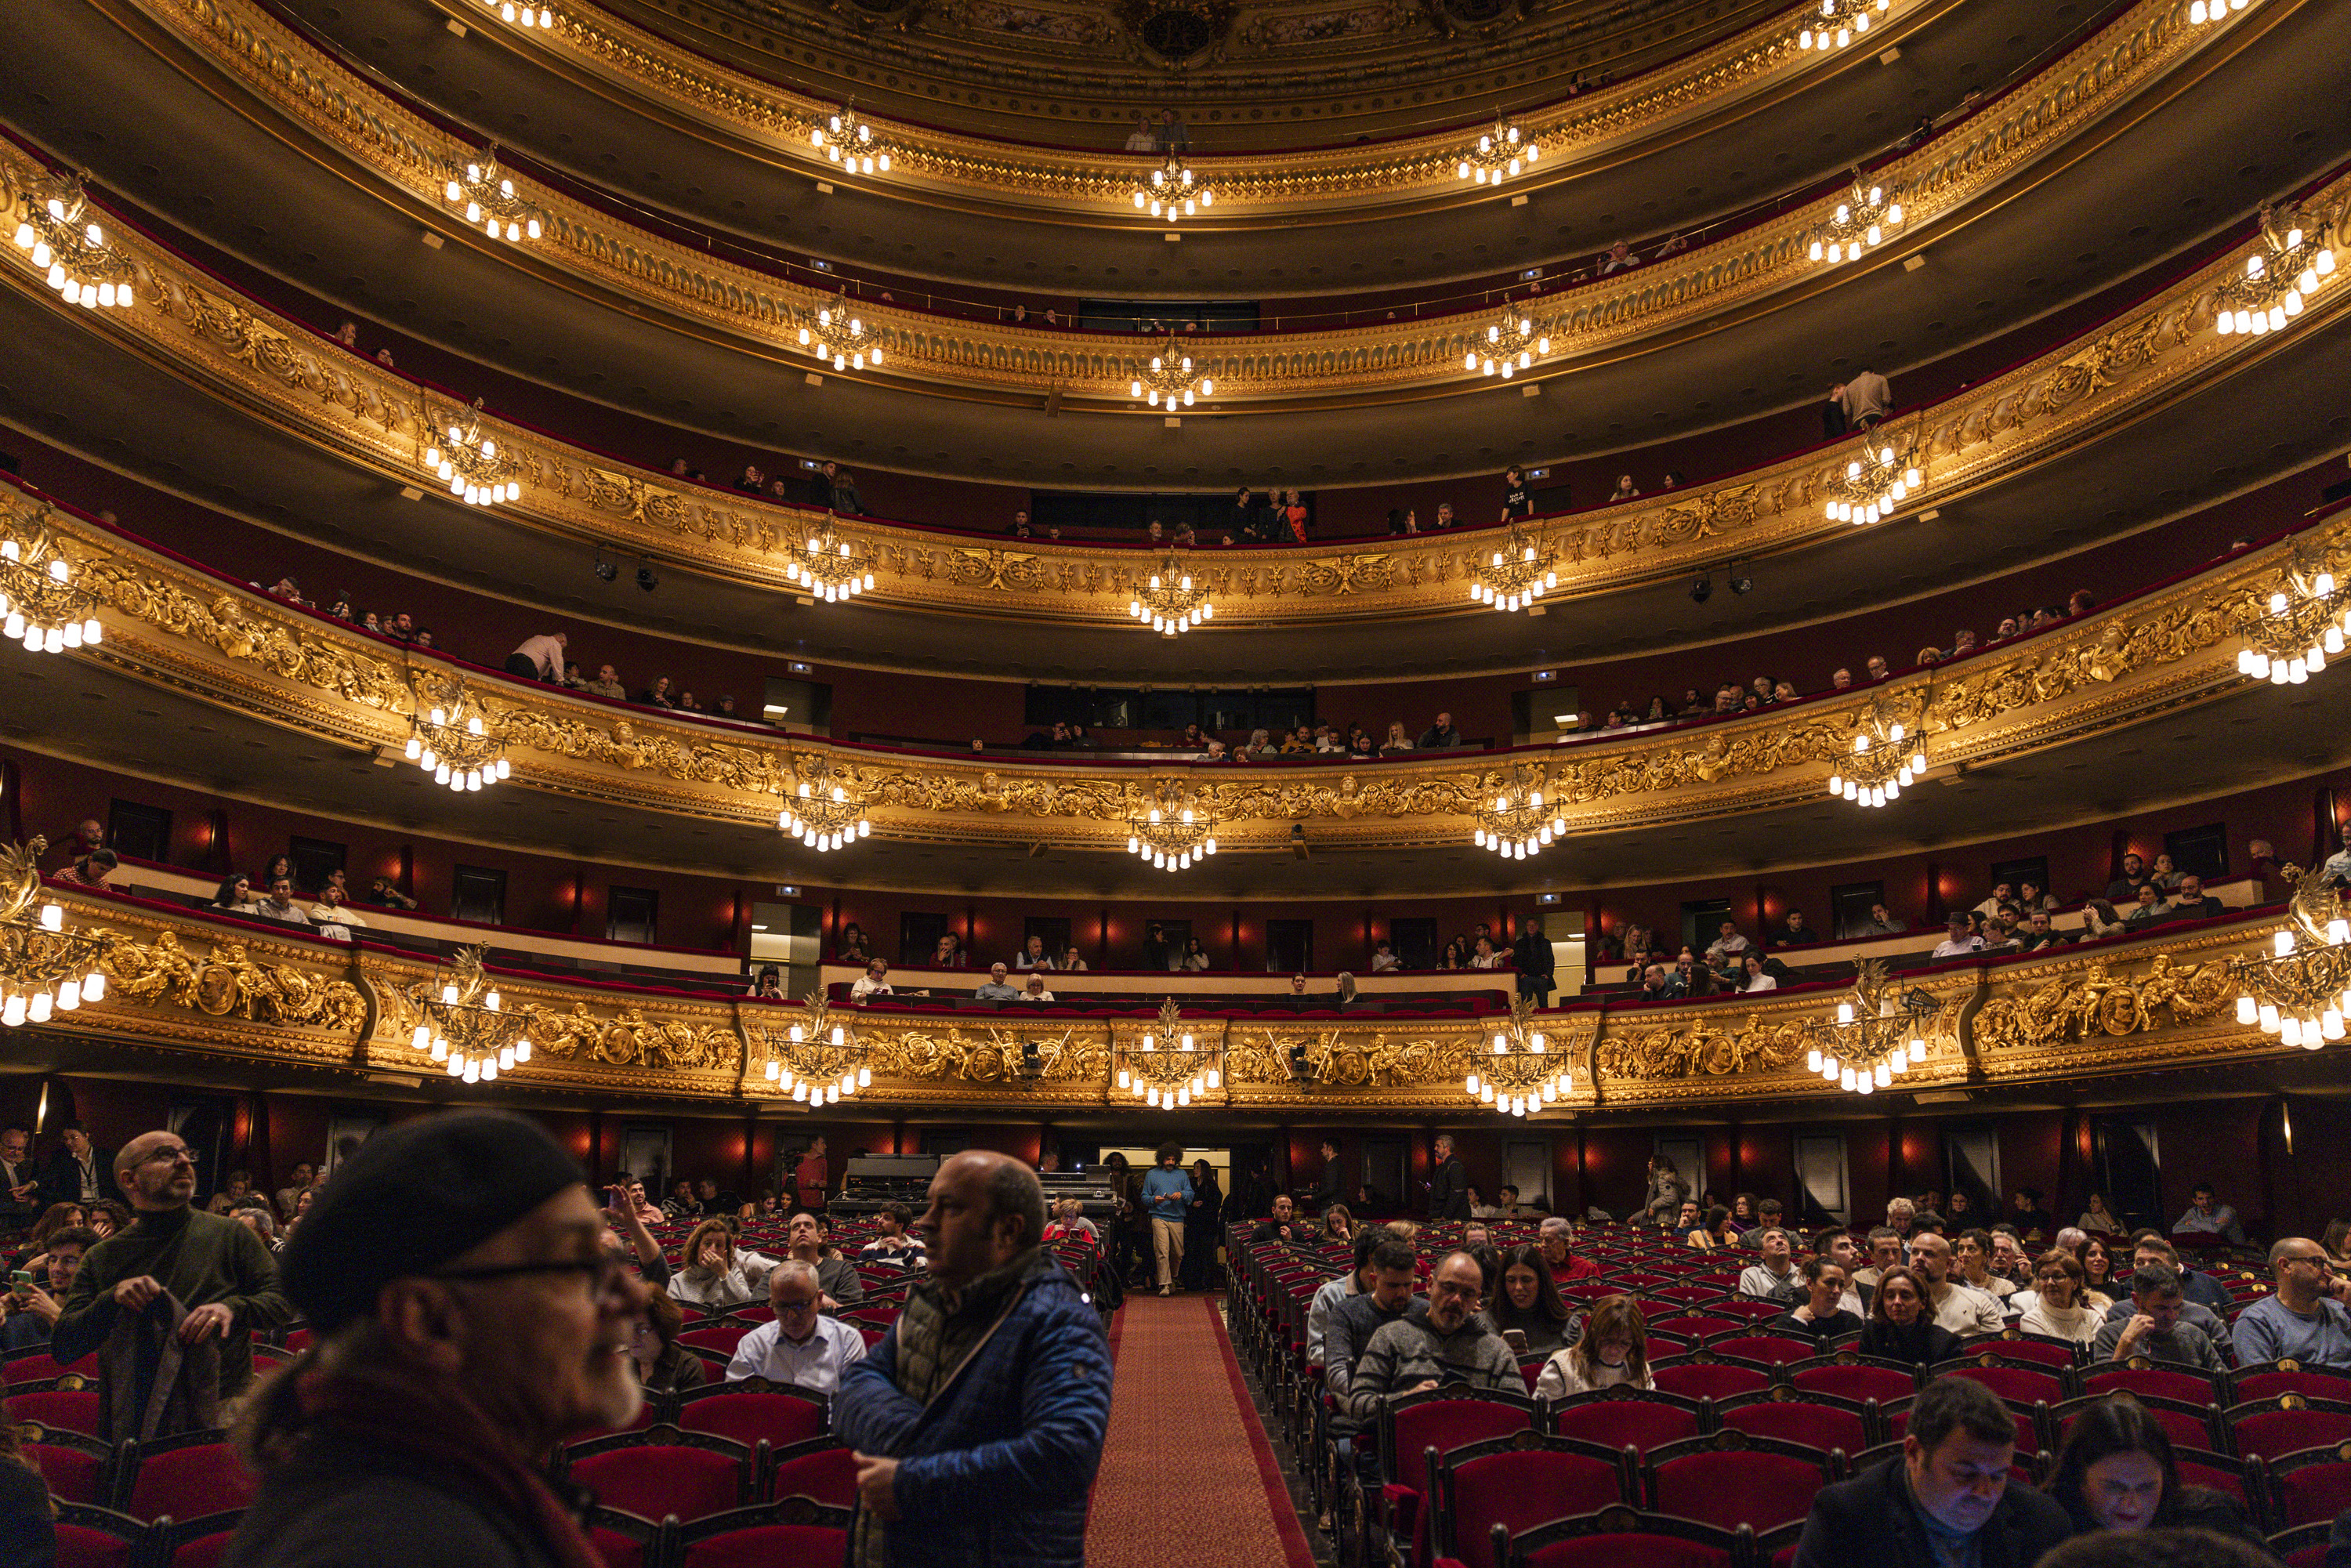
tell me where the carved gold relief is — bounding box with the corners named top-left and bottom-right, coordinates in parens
top-left (865, 1021), bottom-right (1112, 1083)
top-left (99, 927), bottom-right (365, 1032)
top-left (1973, 951), bottom-right (2237, 1053)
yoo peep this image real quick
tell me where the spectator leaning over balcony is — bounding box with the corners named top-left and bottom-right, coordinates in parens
top-left (504, 630), bottom-right (567, 683)
top-left (53, 848), bottom-right (118, 890)
top-left (1841, 365), bottom-right (1893, 429)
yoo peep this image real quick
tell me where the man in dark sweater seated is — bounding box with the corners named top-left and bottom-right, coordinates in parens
top-left (1794, 1375), bottom-right (2070, 1568)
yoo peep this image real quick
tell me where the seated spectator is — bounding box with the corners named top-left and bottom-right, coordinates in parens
top-left (724, 1260), bottom-right (866, 1392)
top-left (1857, 1262), bottom-right (1965, 1365)
top-left (52, 846), bottom-right (120, 890)
top-left (0, 1222), bottom-right (96, 1352)
top-left (1016, 935), bottom-right (1056, 971)
top-left (2020, 1250), bottom-right (2104, 1344)
top-left (1738, 1226), bottom-right (1802, 1302)
top-left (1852, 1226), bottom-right (1905, 1299)
top-left (2233, 1236), bottom-right (2351, 1365)
top-left (1416, 712), bottom-right (1462, 749)
top-left (1534, 1292), bottom-right (1650, 1398)
top-left (1379, 722), bottom-right (1413, 756)
top-left (2045, 1392), bottom-right (2266, 1547)
top-left (639, 676), bottom-right (676, 708)
top-left (257, 876), bottom-right (312, 925)
top-left (1538, 1215), bottom-right (1601, 1280)
top-left (2014, 911), bottom-right (2069, 953)
top-left (782, 1209), bottom-right (862, 1309)
top-left (2092, 1264), bottom-right (2222, 1370)
top-left (849, 958), bottom-right (893, 1001)
top-left (1043, 1197), bottom-right (1099, 1246)
top-left (661, 1178), bottom-right (701, 1219)
top-left (1858, 901), bottom-right (1907, 936)
top-left (2169, 875), bottom-right (2221, 921)
top-left (1019, 975), bottom-right (1054, 1002)
top-left (974, 962), bottom-right (1021, 1000)
top-left (630, 1285), bottom-right (710, 1392)
top-left (2172, 1182), bottom-right (2248, 1247)
top-left (2103, 853), bottom-right (2150, 903)
top-left (1060, 944), bottom-right (1089, 971)
top-left (1704, 919), bottom-right (1751, 967)
top-left (928, 933), bottom-right (964, 969)
top-left (1688, 1204), bottom-right (1735, 1250)
top-left (1931, 914), bottom-right (1983, 960)
top-left (1775, 1255), bottom-right (1867, 1345)
top-left (1908, 1232), bottom-right (2005, 1338)
top-left (1608, 475), bottom-right (1639, 503)
top-left (1954, 1229), bottom-right (2016, 1301)
top-left (667, 1216), bottom-right (773, 1308)
top-left (309, 884), bottom-right (367, 941)
top-left (504, 631), bottom-right (567, 683)
top-left (1770, 910), bottom-right (1813, 946)
top-left (1182, 938), bottom-right (1212, 972)
top-left (2121, 883), bottom-right (2172, 929)
top-left (1741, 954), bottom-right (1778, 993)
top-left (367, 876), bottom-right (419, 911)
top-left (1864, 655), bottom-right (1890, 680)
top-left (211, 873), bottom-right (261, 915)
top-left (1599, 240), bottom-right (1643, 274)
top-left (1792, 1375), bottom-right (2070, 1565)
top-left (1251, 1195), bottom-right (1306, 1246)
top-left (1489, 1244), bottom-right (1577, 1354)
top-left (857, 1202), bottom-right (928, 1271)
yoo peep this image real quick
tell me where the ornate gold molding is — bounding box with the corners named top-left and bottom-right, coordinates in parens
top-left (127, 0), bottom-right (2231, 404)
top-left (4, 136), bottom-right (2339, 627)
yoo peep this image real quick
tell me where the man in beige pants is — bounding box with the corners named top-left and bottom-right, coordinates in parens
top-left (1137, 1142), bottom-right (1194, 1297)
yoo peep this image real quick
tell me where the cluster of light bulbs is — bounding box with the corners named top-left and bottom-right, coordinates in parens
top-left (2215, 240), bottom-right (2335, 338)
top-left (422, 426), bottom-right (521, 507)
top-left (800, 303), bottom-right (880, 373)
top-left (1808, 1013), bottom-right (1929, 1095)
top-left (1468, 317), bottom-right (1550, 378)
top-left (490, 1), bottom-right (556, 25)
top-left (1127, 806), bottom-right (1217, 871)
top-left (1129, 571), bottom-right (1213, 634)
top-left (1470, 546), bottom-right (1557, 611)
top-left (411, 982), bottom-right (533, 1084)
top-left (12, 200), bottom-right (135, 311)
top-left (0, 904), bottom-right (107, 1027)
top-left (1136, 164), bottom-right (1211, 223)
top-left (1826, 448), bottom-right (1922, 525)
top-left (780, 783), bottom-right (871, 852)
top-left (1118, 1030), bottom-right (1219, 1107)
top-left (1457, 124), bottom-right (1536, 186)
top-left (1464, 1034), bottom-right (1571, 1117)
top-left (813, 114), bottom-right (889, 176)
top-left (1799, 0), bottom-right (1889, 50)
top-left (1472, 792), bottom-right (1567, 859)
top-left (1131, 354), bottom-right (1211, 409)
top-left (444, 165), bottom-right (542, 244)
top-left (2238, 577), bottom-right (2349, 686)
top-left (404, 710), bottom-right (511, 791)
top-left (2187, 0), bottom-right (2250, 22)
top-left (763, 1021), bottom-right (871, 1105)
top-left (0, 541), bottom-right (103, 654)
top-left (783, 536), bottom-right (876, 602)
top-left (2237, 925), bottom-right (2351, 1048)
top-left (1828, 724), bottom-right (1926, 808)
top-left (1809, 186), bottom-right (1904, 264)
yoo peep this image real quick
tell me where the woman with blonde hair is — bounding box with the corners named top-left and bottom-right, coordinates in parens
top-left (667, 1217), bottom-right (773, 1308)
top-left (1534, 1294), bottom-right (1651, 1398)
top-left (1321, 1202), bottom-right (1355, 1243)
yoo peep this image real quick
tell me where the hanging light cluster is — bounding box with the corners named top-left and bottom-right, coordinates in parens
top-left (1134, 156), bottom-right (1212, 223)
top-left (408, 947), bottom-right (533, 1084)
top-left (442, 147), bottom-right (543, 243)
top-left (11, 173), bottom-right (137, 310)
top-left (1126, 785), bottom-right (1218, 871)
top-left (799, 292), bottom-right (882, 374)
top-left (2213, 205), bottom-right (2336, 339)
top-left (1131, 331), bottom-right (1213, 408)
top-left (1457, 114), bottom-right (1538, 186)
top-left (2187, 0), bottom-right (2251, 23)
top-left (1470, 524), bottom-right (1557, 611)
top-left (1473, 780), bottom-right (1566, 860)
top-left (487, 0), bottom-right (556, 25)
top-left (758, 994), bottom-right (872, 1106)
top-left (1822, 429), bottom-right (1922, 525)
top-left (779, 766), bottom-right (871, 852)
top-left (0, 516), bottom-right (103, 654)
top-left (423, 399), bottom-right (523, 507)
top-left (0, 838), bottom-right (109, 1030)
top-left (784, 516), bottom-right (878, 603)
top-left (1469, 309), bottom-right (1550, 378)
top-left (1465, 997), bottom-right (1570, 1117)
top-left (1118, 998), bottom-right (1222, 1108)
top-left (1828, 708), bottom-right (1925, 809)
top-left (1798, 0), bottom-right (1890, 50)
top-left (2231, 879), bottom-right (2351, 1050)
top-left (1809, 172), bottom-right (1904, 265)
top-left (405, 685), bottom-right (511, 792)
top-left (1128, 552), bottom-right (1215, 636)
top-left (813, 104), bottom-right (891, 175)
top-left (2237, 559), bottom-right (2349, 686)
top-left (1807, 971), bottom-right (1936, 1095)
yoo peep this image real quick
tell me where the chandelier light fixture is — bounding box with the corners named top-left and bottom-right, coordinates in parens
top-left (755, 993), bottom-right (872, 1106)
top-left (1134, 156), bottom-right (1212, 223)
top-left (1128, 552), bottom-right (1215, 636)
top-left (2231, 867), bottom-right (2351, 1050)
top-left (0, 514), bottom-right (103, 654)
top-left (1470, 523), bottom-right (1558, 612)
top-left (0, 838), bottom-right (110, 1030)
top-left (11, 172), bottom-right (138, 310)
top-left (2213, 204), bottom-right (2337, 339)
top-left (799, 292), bottom-right (881, 374)
top-left (1118, 998), bottom-right (1222, 1108)
top-left (1468, 306), bottom-right (1551, 379)
top-left (1472, 776), bottom-right (1567, 859)
top-left (1798, 0), bottom-right (1890, 50)
top-left (404, 684), bottom-right (511, 792)
top-left (487, 0), bottom-right (556, 24)
top-left (1808, 170), bottom-right (1904, 265)
top-left (2237, 556), bottom-right (2349, 686)
top-left (2187, 0), bottom-right (2251, 23)
top-left (408, 947), bottom-right (534, 1084)
top-left (1808, 964), bottom-right (1937, 1095)
top-left (1465, 995), bottom-right (1571, 1117)
top-left (1822, 429), bottom-right (1922, 525)
top-left (1129, 330), bottom-right (1213, 409)
top-left (812, 103), bottom-right (891, 175)
top-left (422, 398), bottom-right (523, 507)
top-left (1456, 114), bottom-right (1538, 186)
top-left (1827, 704), bottom-right (1925, 809)
top-left (780, 762), bottom-right (871, 852)
top-left (1126, 784), bottom-right (1219, 871)
top-left (443, 147), bottom-right (543, 243)
top-left (784, 514), bottom-right (878, 603)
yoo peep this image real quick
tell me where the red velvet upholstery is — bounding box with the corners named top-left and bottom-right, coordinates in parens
top-left (569, 1447), bottom-right (747, 1523)
top-left (123, 1439), bottom-right (256, 1524)
top-left (12, 1388), bottom-right (100, 1436)
top-left (1444, 1448), bottom-right (1628, 1568)
top-left (2080, 1364), bottom-right (2221, 1404)
top-left (1649, 1450), bottom-right (1824, 1534)
top-left (682, 1524), bottom-right (849, 1567)
top-left (1705, 1337), bottom-right (1817, 1368)
top-left (1715, 1399), bottom-right (1870, 1456)
top-left (1789, 1363), bottom-right (1915, 1405)
top-left (676, 1385), bottom-right (828, 1447)
top-left (2230, 1403), bottom-right (2351, 1463)
top-left (769, 1439), bottom-right (860, 1507)
top-left (1550, 1396), bottom-right (1701, 1457)
top-left (2267, 1450), bottom-right (2351, 1528)
top-left (1651, 1363), bottom-right (1770, 1403)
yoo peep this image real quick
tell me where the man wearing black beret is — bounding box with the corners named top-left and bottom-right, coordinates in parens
top-left (223, 1111), bottom-right (648, 1568)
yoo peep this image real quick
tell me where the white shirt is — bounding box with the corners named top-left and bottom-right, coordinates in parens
top-left (309, 903), bottom-right (368, 941)
top-left (1022, 987), bottom-right (1055, 1002)
top-left (512, 634), bottom-right (567, 679)
top-left (1370, 952), bottom-right (1400, 972)
top-left (259, 898), bottom-right (311, 926)
top-left (1930, 1280), bottom-right (2007, 1338)
top-left (1744, 974), bottom-right (1778, 993)
top-left (726, 1314), bottom-right (868, 1393)
top-left (1931, 936), bottom-right (1983, 959)
top-left (850, 975), bottom-right (893, 1000)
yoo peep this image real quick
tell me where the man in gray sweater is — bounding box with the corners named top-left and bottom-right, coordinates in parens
top-left (1339, 1249), bottom-right (1519, 1426)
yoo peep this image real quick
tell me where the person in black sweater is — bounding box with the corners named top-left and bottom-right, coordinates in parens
top-left (1427, 1134), bottom-right (1469, 1222)
top-left (1774, 1255), bottom-right (1867, 1346)
top-left (1855, 1264), bottom-right (1963, 1366)
top-left (2044, 1392), bottom-right (2267, 1548)
top-left (1313, 1139), bottom-right (1344, 1213)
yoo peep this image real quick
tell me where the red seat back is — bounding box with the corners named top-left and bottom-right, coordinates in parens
top-left (27, 1436), bottom-right (108, 1505)
top-left (163, 1526), bottom-right (240, 1568)
top-left (569, 1446), bottom-right (745, 1523)
top-left (1392, 1398), bottom-right (1535, 1468)
top-left (1652, 1450), bottom-right (1824, 1533)
top-left (2237, 1369), bottom-right (2351, 1403)
top-left (54, 1523), bottom-right (139, 1568)
top-left (677, 1324), bottom-right (755, 1357)
top-left (2269, 1454), bottom-right (2351, 1529)
top-left (5, 1351), bottom-right (97, 1384)
top-left (126, 1441), bottom-right (257, 1524)
top-left (1523, 1534), bottom-right (1733, 1568)
top-left (1551, 1398), bottom-right (1700, 1456)
top-left (1717, 1400), bottom-right (1868, 1455)
top-left (590, 1524), bottom-right (651, 1568)
top-left (1706, 1337), bottom-right (1816, 1367)
top-left (1937, 1363), bottom-right (2063, 1405)
top-left (682, 1524), bottom-right (849, 1568)
top-left (2232, 1408), bottom-right (2351, 1463)
top-left (1447, 1450), bottom-right (1625, 1568)
top-left (13, 1389), bottom-right (100, 1436)
top-left (769, 1443), bottom-right (860, 1507)
top-left (677, 1388), bottom-right (827, 1448)
top-left (2080, 1365), bottom-right (2215, 1404)
top-left (1651, 1363), bottom-right (1770, 1403)
top-left (1790, 1363), bottom-right (1914, 1405)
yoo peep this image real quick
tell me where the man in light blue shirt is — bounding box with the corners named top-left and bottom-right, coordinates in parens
top-left (2172, 1181), bottom-right (2248, 1247)
top-left (2236, 1237), bottom-right (2351, 1367)
top-left (1139, 1143), bottom-right (1194, 1297)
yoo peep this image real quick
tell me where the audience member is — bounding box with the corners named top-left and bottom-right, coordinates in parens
top-left (2172, 1182), bottom-right (2248, 1246)
top-left (1738, 1226), bottom-right (1802, 1303)
top-left (1840, 366), bottom-right (1893, 429)
top-left (2092, 1264), bottom-right (2222, 1370)
top-left (858, 1202), bottom-right (928, 1271)
top-left (974, 962), bottom-right (1021, 1000)
top-left (2045, 1392), bottom-right (2267, 1545)
top-left (726, 1259), bottom-right (868, 1392)
top-left (1488, 1244), bottom-right (1577, 1354)
top-left (785, 1209), bottom-right (864, 1308)
top-left (2020, 1250), bottom-right (2104, 1345)
top-left (1858, 1262), bottom-right (1966, 1366)
top-left (1775, 1255), bottom-right (1867, 1345)
top-left (1534, 1292), bottom-right (1651, 1397)
top-left (2233, 1236), bottom-right (2351, 1365)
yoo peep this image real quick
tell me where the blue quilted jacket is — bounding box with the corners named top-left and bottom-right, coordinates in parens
top-left (832, 1253), bottom-right (1113, 1567)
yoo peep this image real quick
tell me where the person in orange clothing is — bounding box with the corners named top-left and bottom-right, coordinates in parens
top-left (793, 1135), bottom-right (829, 1211)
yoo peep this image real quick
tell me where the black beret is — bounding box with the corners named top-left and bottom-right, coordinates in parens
top-left (281, 1110), bottom-right (585, 1332)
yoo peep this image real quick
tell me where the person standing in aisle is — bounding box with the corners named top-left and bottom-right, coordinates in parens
top-left (1139, 1143), bottom-right (1193, 1297)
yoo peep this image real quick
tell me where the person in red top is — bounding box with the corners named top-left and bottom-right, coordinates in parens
top-left (1538, 1215), bottom-right (1603, 1280)
top-left (793, 1136), bottom-right (828, 1211)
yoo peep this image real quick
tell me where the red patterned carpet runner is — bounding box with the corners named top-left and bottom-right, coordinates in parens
top-left (1085, 1295), bottom-right (1317, 1568)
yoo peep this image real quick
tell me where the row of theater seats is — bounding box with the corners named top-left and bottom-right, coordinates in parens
top-left (1226, 1219), bottom-right (2351, 1568)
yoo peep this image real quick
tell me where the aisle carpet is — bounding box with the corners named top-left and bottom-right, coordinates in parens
top-left (1085, 1294), bottom-right (1317, 1568)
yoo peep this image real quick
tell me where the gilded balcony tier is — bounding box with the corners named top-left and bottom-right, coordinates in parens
top-left (3, 129), bottom-right (2340, 628)
top-left (34, 887), bottom-right (2320, 1110)
top-left (121, 0), bottom-right (2230, 404)
top-left (13, 478), bottom-right (2346, 856)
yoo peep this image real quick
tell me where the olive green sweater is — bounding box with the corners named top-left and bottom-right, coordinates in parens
top-left (54, 1204), bottom-right (295, 1395)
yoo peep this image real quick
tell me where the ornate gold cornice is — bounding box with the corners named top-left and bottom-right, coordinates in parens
top-left (16, 479), bottom-right (2346, 853)
top-left (42, 886), bottom-right (2317, 1110)
top-left (121, 0), bottom-right (2233, 406)
top-left (4, 133), bottom-right (2340, 626)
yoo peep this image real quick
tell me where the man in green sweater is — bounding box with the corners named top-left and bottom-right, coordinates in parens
top-left (53, 1129), bottom-right (293, 1418)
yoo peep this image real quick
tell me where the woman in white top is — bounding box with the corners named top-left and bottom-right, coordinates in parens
top-left (667, 1217), bottom-right (774, 1308)
top-left (1954, 1229), bottom-right (2017, 1301)
top-left (1534, 1294), bottom-right (1654, 1400)
top-left (1742, 954), bottom-right (1778, 993)
top-left (2018, 1250), bottom-right (2102, 1343)
top-left (1181, 938), bottom-right (1212, 972)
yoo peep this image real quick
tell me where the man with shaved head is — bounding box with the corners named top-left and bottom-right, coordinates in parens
top-left (834, 1149), bottom-right (1112, 1567)
top-left (53, 1128), bottom-right (292, 1435)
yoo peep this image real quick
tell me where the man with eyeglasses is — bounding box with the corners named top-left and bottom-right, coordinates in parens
top-left (726, 1259), bottom-right (868, 1392)
top-left (51, 1132), bottom-right (292, 1436)
top-left (223, 1110), bottom-right (650, 1568)
top-left (2236, 1237), bottom-right (2351, 1367)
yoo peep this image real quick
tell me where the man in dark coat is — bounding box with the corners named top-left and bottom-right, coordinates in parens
top-left (1512, 917), bottom-right (1555, 1005)
top-left (1313, 1139), bottom-right (1344, 1213)
top-left (38, 1124), bottom-right (114, 1210)
top-left (1428, 1134), bottom-right (1469, 1222)
top-left (1793, 1375), bottom-right (2070, 1568)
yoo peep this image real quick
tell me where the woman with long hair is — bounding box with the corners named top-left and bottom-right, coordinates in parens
top-left (629, 1285), bottom-right (712, 1392)
top-left (1320, 1202), bottom-right (1356, 1244)
top-left (2323, 1218), bottom-right (2351, 1268)
top-left (2078, 1193), bottom-right (2124, 1233)
top-left (24, 1200), bottom-right (85, 1252)
top-left (1534, 1294), bottom-right (1650, 1398)
top-left (1180, 1157), bottom-right (1223, 1291)
top-left (2045, 1393), bottom-right (2265, 1543)
top-left (1857, 1265), bottom-right (1963, 1365)
top-left (1182, 937), bottom-right (1212, 972)
top-left (1440, 937), bottom-right (1469, 971)
top-left (665, 1217), bottom-right (772, 1308)
top-left (1490, 1244), bottom-right (1577, 1355)
top-left (2077, 1235), bottom-right (2119, 1306)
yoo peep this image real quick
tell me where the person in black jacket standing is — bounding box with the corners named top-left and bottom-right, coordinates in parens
top-left (1313, 1139), bottom-right (1344, 1214)
top-left (1512, 917), bottom-right (1555, 1005)
top-left (1428, 1135), bottom-right (1469, 1222)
